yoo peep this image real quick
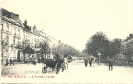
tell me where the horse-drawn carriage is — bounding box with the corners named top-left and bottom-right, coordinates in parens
top-left (42, 54), bottom-right (68, 74)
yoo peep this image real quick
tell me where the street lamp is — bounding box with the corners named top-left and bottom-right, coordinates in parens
top-left (98, 52), bottom-right (101, 65)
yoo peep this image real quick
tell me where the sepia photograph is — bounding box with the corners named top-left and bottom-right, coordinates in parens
top-left (0, 0), bottom-right (133, 83)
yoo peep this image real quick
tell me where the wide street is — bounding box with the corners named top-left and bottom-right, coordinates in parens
top-left (1, 60), bottom-right (133, 83)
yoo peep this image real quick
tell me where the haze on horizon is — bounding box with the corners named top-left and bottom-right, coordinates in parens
top-left (0, 0), bottom-right (133, 51)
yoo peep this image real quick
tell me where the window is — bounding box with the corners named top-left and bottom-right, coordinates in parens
top-left (6, 23), bottom-right (9, 31)
top-left (14, 27), bottom-right (16, 34)
top-left (18, 38), bottom-right (19, 45)
top-left (16, 28), bottom-right (18, 35)
top-left (7, 35), bottom-right (9, 44)
top-left (32, 37), bottom-right (33, 42)
top-left (13, 37), bottom-right (15, 45)
top-left (18, 29), bottom-right (20, 36)
top-left (24, 34), bottom-right (25, 40)
top-left (25, 34), bottom-right (27, 40)
top-left (1, 24), bottom-right (3, 30)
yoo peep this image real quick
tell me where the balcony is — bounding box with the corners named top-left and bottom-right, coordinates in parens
top-left (1, 30), bottom-right (12, 35)
top-left (10, 43), bottom-right (23, 49)
top-left (17, 42), bottom-right (23, 48)
top-left (9, 44), bottom-right (16, 47)
top-left (14, 34), bottom-right (21, 38)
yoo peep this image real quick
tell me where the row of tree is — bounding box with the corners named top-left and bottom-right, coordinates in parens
top-left (84, 31), bottom-right (133, 63)
top-left (51, 41), bottom-right (88, 58)
top-left (21, 38), bottom-right (87, 61)
top-left (21, 31), bottom-right (133, 63)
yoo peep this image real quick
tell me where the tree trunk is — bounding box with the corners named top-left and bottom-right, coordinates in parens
top-left (28, 51), bottom-right (30, 64)
top-left (24, 53), bottom-right (25, 62)
top-left (45, 54), bottom-right (46, 59)
top-left (42, 52), bottom-right (44, 61)
top-left (128, 58), bottom-right (130, 66)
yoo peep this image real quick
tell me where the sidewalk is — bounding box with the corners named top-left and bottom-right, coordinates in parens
top-left (1, 63), bottom-right (43, 77)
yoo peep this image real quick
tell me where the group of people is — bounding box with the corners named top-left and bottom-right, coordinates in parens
top-left (5, 57), bottom-right (17, 66)
top-left (84, 58), bottom-right (113, 71)
top-left (84, 58), bottom-right (93, 67)
top-left (4, 55), bottom-right (37, 66)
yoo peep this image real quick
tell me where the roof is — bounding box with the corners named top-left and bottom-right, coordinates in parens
top-left (123, 38), bottom-right (133, 45)
top-left (1, 8), bottom-right (24, 27)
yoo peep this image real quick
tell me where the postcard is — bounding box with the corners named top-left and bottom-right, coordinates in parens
top-left (0, 0), bottom-right (133, 83)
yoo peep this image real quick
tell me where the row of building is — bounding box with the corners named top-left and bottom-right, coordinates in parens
top-left (0, 8), bottom-right (59, 65)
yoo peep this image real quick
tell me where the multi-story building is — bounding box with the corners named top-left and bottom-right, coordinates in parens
top-left (0, 8), bottom-right (55, 65)
top-left (48, 35), bottom-right (58, 49)
top-left (122, 37), bottom-right (133, 61)
top-left (47, 35), bottom-right (59, 59)
top-left (0, 8), bottom-right (24, 65)
top-left (0, 8), bottom-right (2, 62)
top-left (122, 38), bottom-right (133, 50)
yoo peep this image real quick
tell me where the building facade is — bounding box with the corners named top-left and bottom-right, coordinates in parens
top-left (122, 37), bottom-right (133, 61)
top-left (0, 8), bottom-right (24, 65)
top-left (122, 38), bottom-right (133, 50)
top-left (0, 8), bottom-right (57, 65)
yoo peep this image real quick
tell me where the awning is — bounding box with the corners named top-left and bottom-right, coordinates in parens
top-left (23, 47), bottom-right (34, 54)
top-left (33, 48), bottom-right (41, 53)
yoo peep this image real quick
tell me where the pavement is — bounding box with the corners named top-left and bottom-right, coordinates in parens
top-left (1, 60), bottom-right (133, 83)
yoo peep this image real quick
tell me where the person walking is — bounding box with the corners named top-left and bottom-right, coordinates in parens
top-left (32, 55), bottom-right (36, 65)
top-left (89, 59), bottom-right (92, 67)
top-left (84, 58), bottom-right (88, 67)
top-left (12, 57), bottom-right (16, 65)
top-left (5, 58), bottom-right (9, 66)
top-left (109, 58), bottom-right (113, 71)
top-left (9, 57), bottom-right (13, 66)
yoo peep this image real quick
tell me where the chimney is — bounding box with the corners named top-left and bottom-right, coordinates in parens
top-left (24, 19), bottom-right (27, 26)
top-left (34, 25), bottom-right (36, 28)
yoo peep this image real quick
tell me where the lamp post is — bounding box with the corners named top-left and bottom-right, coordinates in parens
top-left (98, 52), bottom-right (101, 65)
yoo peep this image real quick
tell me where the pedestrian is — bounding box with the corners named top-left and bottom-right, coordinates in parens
top-left (5, 58), bottom-right (9, 66)
top-left (9, 57), bottom-right (13, 66)
top-left (84, 59), bottom-right (88, 67)
top-left (109, 58), bottom-right (113, 71)
top-left (89, 59), bottom-right (92, 67)
top-left (32, 55), bottom-right (36, 65)
top-left (13, 57), bottom-right (16, 65)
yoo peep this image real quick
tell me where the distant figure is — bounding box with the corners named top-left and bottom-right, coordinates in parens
top-left (109, 58), bottom-right (113, 71)
top-left (5, 58), bottom-right (9, 66)
top-left (9, 57), bottom-right (13, 66)
top-left (13, 57), bottom-right (15, 65)
top-left (32, 55), bottom-right (36, 65)
top-left (84, 59), bottom-right (88, 67)
top-left (89, 59), bottom-right (92, 67)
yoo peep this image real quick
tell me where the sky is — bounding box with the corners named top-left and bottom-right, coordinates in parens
top-left (0, 0), bottom-right (133, 51)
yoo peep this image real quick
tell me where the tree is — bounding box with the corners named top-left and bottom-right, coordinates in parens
top-left (22, 39), bottom-right (34, 62)
top-left (1, 39), bottom-right (9, 60)
top-left (51, 42), bottom-right (85, 59)
top-left (109, 38), bottom-right (122, 59)
top-left (85, 31), bottom-right (110, 62)
top-left (40, 41), bottom-right (50, 60)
